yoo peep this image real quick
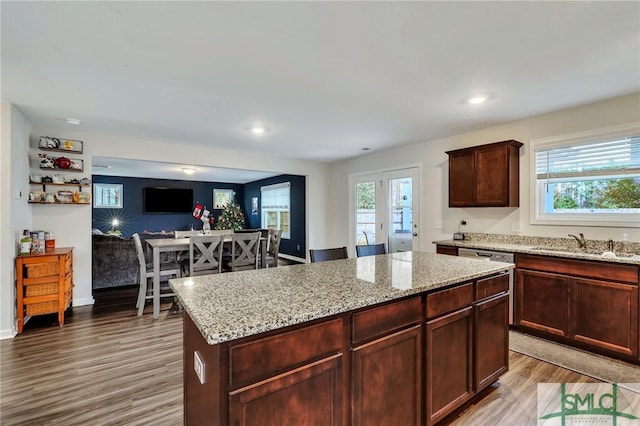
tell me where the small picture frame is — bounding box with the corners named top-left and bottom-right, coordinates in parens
top-left (94, 183), bottom-right (123, 209)
top-left (213, 189), bottom-right (234, 209)
top-left (251, 197), bottom-right (259, 215)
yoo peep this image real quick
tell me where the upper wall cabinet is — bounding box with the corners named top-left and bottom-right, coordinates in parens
top-left (446, 140), bottom-right (523, 207)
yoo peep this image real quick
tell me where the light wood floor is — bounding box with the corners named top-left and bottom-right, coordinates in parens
top-left (1, 287), bottom-right (598, 426)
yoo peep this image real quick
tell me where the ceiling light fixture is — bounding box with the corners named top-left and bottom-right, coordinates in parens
top-left (462, 93), bottom-right (495, 105)
top-left (182, 167), bottom-right (196, 175)
top-left (66, 118), bottom-right (81, 125)
top-left (250, 126), bottom-right (267, 135)
top-left (93, 165), bottom-right (111, 169)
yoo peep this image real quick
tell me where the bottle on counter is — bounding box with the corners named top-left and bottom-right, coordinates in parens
top-left (621, 233), bottom-right (629, 254)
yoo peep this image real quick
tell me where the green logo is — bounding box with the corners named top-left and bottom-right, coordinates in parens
top-left (538, 383), bottom-right (640, 426)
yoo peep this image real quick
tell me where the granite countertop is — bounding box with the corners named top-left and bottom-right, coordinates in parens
top-left (433, 234), bottom-right (640, 266)
top-left (169, 251), bottom-right (512, 345)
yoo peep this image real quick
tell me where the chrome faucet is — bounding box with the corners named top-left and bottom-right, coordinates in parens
top-left (568, 233), bottom-right (587, 249)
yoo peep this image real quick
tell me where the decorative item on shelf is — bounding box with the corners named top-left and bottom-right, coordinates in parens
top-left (39, 136), bottom-right (83, 153)
top-left (77, 192), bottom-right (91, 203)
top-left (38, 153), bottom-right (83, 172)
top-left (214, 197), bottom-right (246, 231)
top-left (52, 174), bottom-right (65, 183)
top-left (30, 174), bottom-right (42, 183)
top-left (79, 177), bottom-right (91, 185)
top-left (56, 190), bottom-right (74, 203)
top-left (39, 136), bottom-right (60, 149)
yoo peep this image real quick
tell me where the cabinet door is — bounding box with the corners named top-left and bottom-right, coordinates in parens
top-left (516, 269), bottom-right (569, 337)
top-left (474, 293), bottom-right (509, 391)
top-left (448, 150), bottom-right (475, 207)
top-left (571, 278), bottom-right (639, 357)
top-left (436, 245), bottom-right (458, 256)
top-left (426, 307), bottom-right (473, 426)
top-left (475, 144), bottom-right (509, 206)
top-left (229, 354), bottom-right (343, 426)
top-left (352, 325), bottom-right (422, 426)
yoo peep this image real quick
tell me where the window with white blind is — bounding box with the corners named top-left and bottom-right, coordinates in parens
top-left (261, 182), bottom-right (291, 238)
top-left (531, 124), bottom-right (640, 227)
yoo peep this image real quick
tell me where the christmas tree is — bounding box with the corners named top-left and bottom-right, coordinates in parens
top-left (215, 199), bottom-right (246, 231)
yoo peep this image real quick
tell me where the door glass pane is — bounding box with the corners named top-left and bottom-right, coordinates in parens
top-left (355, 181), bottom-right (376, 245)
top-left (389, 177), bottom-right (412, 252)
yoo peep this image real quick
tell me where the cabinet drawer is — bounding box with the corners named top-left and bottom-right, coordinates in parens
top-left (436, 245), bottom-right (458, 256)
top-left (517, 254), bottom-right (639, 284)
top-left (25, 280), bottom-right (59, 297)
top-left (229, 318), bottom-right (343, 389)
top-left (352, 297), bottom-right (422, 345)
top-left (426, 283), bottom-right (474, 319)
top-left (475, 273), bottom-right (509, 301)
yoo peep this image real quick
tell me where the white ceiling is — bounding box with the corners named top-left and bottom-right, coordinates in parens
top-left (2, 1), bottom-right (639, 170)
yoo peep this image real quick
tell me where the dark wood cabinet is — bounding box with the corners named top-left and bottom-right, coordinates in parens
top-left (352, 325), bottom-right (422, 426)
top-left (426, 307), bottom-right (473, 425)
top-left (516, 253), bottom-right (640, 361)
top-left (436, 245), bottom-right (458, 256)
top-left (516, 269), bottom-right (569, 337)
top-left (571, 277), bottom-right (638, 357)
top-left (446, 140), bottom-right (523, 207)
top-left (229, 354), bottom-right (343, 426)
top-left (183, 272), bottom-right (510, 425)
top-left (474, 293), bottom-right (509, 391)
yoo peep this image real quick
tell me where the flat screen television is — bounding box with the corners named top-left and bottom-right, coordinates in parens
top-left (144, 187), bottom-right (193, 214)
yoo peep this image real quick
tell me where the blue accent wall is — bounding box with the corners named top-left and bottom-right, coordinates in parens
top-left (243, 174), bottom-right (306, 258)
top-left (92, 174), bottom-right (306, 258)
top-left (92, 175), bottom-right (243, 237)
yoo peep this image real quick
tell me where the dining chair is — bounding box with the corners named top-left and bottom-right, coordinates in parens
top-left (227, 231), bottom-right (261, 272)
top-left (189, 235), bottom-right (224, 276)
top-left (132, 233), bottom-right (182, 316)
top-left (263, 229), bottom-right (282, 268)
top-left (309, 247), bottom-right (349, 263)
top-left (355, 243), bottom-right (387, 257)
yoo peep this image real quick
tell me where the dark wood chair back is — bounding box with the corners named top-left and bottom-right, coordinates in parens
top-left (309, 247), bottom-right (348, 263)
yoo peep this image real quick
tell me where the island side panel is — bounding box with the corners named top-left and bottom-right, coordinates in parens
top-left (184, 312), bottom-right (225, 426)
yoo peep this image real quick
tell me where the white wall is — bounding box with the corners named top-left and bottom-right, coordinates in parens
top-left (27, 126), bottom-right (332, 307)
top-left (0, 104), bottom-right (32, 338)
top-left (327, 93), bottom-right (640, 250)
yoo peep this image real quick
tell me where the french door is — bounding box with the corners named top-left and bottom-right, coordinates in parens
top-left (351, 167), bottom-right (420, 253)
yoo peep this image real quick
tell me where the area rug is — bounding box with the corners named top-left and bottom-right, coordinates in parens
top-left (509, 330), bottom-right (640, 393)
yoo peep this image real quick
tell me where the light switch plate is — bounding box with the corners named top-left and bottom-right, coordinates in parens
top-left (194, 351), bottom-right (205, 384)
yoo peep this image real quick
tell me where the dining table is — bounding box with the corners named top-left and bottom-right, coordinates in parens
top-left (146, 235), bottom-right (268, 319)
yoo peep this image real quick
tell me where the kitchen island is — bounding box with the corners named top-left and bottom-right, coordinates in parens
top-left (170, 251), bottom-right (514, 426)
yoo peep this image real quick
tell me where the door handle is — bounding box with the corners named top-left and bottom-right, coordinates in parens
top-left (413, 232), bottom-right (418, 237)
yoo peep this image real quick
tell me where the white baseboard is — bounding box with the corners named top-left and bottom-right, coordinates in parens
top-left (0, 328), bottom-right (17, 340)
top-left (72, 297), bottom-right (95, 307)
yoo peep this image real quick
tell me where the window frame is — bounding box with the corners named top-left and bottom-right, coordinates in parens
top-left (260, 182), bottom-right (291, 239)
top-left (529, 123), bottom-right (640, 228)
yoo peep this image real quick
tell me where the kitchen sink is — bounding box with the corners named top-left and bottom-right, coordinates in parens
top-left (530, 246), bottom-right (636, 258)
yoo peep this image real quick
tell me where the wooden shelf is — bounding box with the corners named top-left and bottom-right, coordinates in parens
top-left (28, 201), bottom-right (90, 205)
top-left (39, 166), bottom-right (83, 173)
top-left (29, 182), bottom-right (90, 187)
top-left (39, 146), bottom-right (83, 155)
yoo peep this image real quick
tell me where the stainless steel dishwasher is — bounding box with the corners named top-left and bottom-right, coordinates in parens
top-left (458, 248), bottom-right (515, 325)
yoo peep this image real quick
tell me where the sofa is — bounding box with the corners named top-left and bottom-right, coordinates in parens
top-left (92, 234), bottom-right (139, 289)
top-left (92, 232), bottom-right (179, 290)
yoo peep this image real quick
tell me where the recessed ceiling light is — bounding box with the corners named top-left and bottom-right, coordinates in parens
top-left (182, 167), bottom-right (196, 175)
top-left (66, 118), bottom-right (81, 125)
top-left (462, 93), bottom-right (495, 105)
top-left (362, 147), bottom-right (371, 151)
top-left (250, 126), bottom-right (267, 135)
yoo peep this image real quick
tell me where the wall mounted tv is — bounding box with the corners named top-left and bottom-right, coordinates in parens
top-left (144, 187), bottom-right (193, 214)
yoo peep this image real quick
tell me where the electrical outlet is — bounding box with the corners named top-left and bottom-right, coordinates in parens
top-left (297, 244), bottom-right (300, 251)
top-left (194, 351), bottom-right (205, 384)
top-left (433, 220), bottom-right (443, 230)
top-left (460, 220), bottom-right (468, 231)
